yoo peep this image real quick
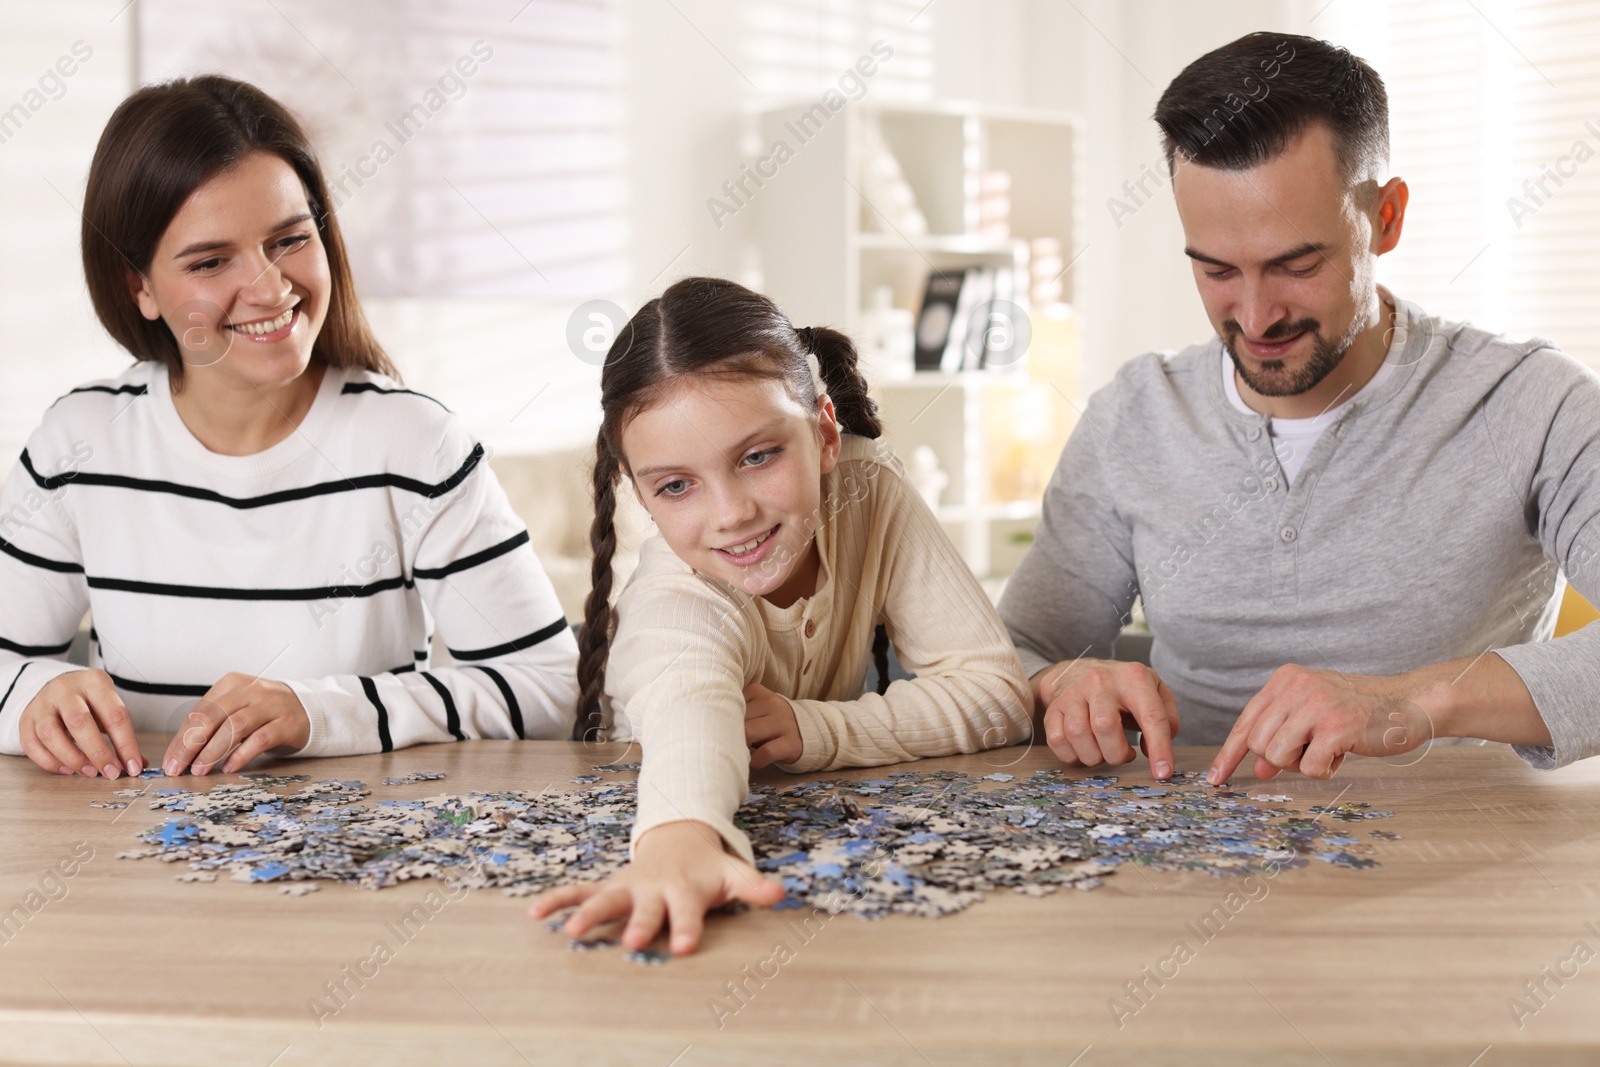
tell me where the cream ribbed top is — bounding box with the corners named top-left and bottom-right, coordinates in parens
top-left (606, 434), bottom-right (1032, 862)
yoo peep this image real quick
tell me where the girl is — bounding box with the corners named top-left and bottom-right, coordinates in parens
top-left (0, 76), bottom-right (578, 779)
top-left (529, 277), bottom-right (1032, 953)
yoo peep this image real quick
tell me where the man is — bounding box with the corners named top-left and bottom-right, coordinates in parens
top-left (999, 31), bottom-right (1600, 785)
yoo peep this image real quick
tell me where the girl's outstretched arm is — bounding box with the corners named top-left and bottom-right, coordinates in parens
top-left (531, 549), bottom-right (784, 952)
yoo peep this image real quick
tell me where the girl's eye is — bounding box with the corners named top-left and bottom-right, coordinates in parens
top-left (187, 258), bottom-right (224, 274)
top-left (744, 447), bottom-right (781, 467)
top-left (277, 233), bottom-right (311, 253)
top-left (657, 479), bottom-right (689, 498)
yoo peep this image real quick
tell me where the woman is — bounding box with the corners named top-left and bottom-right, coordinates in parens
top-left (0, 76), bottom-right (578, 779)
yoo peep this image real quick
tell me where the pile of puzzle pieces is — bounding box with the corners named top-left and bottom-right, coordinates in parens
top-left (112, 765), bottom-right (1397, 917)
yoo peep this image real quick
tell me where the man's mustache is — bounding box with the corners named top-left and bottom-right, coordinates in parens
top-left (1223, 318), bottom-right (1321, 343)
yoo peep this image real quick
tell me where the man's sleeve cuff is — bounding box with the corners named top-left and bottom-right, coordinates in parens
top-left (1490, 644), bottom-right (1597, 770)
top-left (1017, 649), bottom-right (1054, 682)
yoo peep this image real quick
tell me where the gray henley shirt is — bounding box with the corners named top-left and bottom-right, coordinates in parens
top-left (999, 292), bottom-right (1600, 769)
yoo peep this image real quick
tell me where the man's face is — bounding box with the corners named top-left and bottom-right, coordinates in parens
top-left (1173, 123), bottom-right (1380, 398)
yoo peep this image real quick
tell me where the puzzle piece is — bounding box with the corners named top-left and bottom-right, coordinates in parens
top-left (241, 773), bottom-right (312, 787)
top-left (382, 771), bottom-right (447, 786)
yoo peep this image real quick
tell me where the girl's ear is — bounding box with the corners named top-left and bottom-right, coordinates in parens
top-left (816, 393), bottom-right (842, 475)
top-left (128, 270), bottom-right (161, 322)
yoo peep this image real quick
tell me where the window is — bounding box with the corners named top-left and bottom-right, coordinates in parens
top-left (741, 0), bottom-right (935, 103)
top-left (1322, 0), bottom-right (1600, 369)
top-left (138, 0), bottom-right (626, 301)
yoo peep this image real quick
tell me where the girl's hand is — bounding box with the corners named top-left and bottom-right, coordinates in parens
top-left (162, 673), bottom-right (311, 776)
top-left (526, 820), bottom-right (786, 955)
top-left (743, 682), bottom-right (802, 769)
top-left (18, 669), bottom-right (145, 778)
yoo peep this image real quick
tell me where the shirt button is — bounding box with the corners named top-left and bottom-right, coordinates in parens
top-left (1247, 427), bottom-right (1262, 442)
top-left (804, 619), bottom-right (816, 639)
top-left (1263, 477), bottom-right (1278, 492)
top-left (1280, 526), bottom-right (1297, 542)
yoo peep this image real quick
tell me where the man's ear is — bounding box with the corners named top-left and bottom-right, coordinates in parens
top-left (1373, 177), bottom-right (1408, 255)
top-left (128, 269), bottom-right (161, 321)
top-left (816, 394), bottom-right (842, 475)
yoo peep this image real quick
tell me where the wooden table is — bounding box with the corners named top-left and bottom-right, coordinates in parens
top-left (1, 736), bottom-right (1597, 1066)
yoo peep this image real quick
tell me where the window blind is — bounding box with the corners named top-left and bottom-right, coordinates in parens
top-left (137, 0), bottom-right (626, 301)
top-left (1322, 0), bottom-right (1600, 369)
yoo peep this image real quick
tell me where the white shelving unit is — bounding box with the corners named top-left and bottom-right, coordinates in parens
top-left (755, 100), bottom-right (1085, 581)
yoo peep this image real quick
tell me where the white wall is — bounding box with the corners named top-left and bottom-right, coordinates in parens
top-left (0, 0), bottom-right (1312, 463)
top-left (1015, 0), bottom-right (1306, 396)
top-left (0, 0), bottom-right (137, 462)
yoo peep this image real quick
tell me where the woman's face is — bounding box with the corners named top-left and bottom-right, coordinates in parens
top-left (131, 150), bottom-right (331, 389)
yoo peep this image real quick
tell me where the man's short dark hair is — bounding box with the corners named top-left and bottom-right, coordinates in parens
top-left (1153, 32), bottom-right (1389, 187)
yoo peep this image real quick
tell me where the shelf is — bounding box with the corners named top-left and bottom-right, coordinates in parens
top-left (755, 99), bottom-right (1082, 582)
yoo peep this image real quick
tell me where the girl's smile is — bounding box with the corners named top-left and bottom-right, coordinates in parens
top-left (715, 524), bottom-right (780, 565)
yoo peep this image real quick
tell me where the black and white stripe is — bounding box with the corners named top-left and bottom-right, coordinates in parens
top-left (19, 443), bottom-right (485, 507)
top-left (0, 363), bottom-right (579, 758)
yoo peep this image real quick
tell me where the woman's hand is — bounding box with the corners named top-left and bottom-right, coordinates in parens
top-left (18, 669), bottom-right (144, 778)
top-left (743, 682), bottom-right (802, 769)
top-left (526, 820), bottom-right (786, 955)
top-left (162, 673), bottom-right (310, 775)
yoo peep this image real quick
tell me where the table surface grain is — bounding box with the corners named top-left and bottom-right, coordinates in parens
top-left (0, 735), bottom-right (1597, 1067)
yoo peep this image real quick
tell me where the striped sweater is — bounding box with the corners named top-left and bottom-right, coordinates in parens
top-left (0, 361), bottom-right (579, 758)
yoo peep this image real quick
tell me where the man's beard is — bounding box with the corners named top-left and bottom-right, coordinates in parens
top-left (1222, 317), bottom-right (1352, 398)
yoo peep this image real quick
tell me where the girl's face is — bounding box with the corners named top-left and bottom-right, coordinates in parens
top-left (131, 151), bottom-right (330, 389)
top-left (621, 374), bottom-right (842, 607)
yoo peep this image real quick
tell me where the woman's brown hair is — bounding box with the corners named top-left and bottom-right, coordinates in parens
top-left (576, 276), bottom-right (889, 740)
top-left (80, 75), bottom-right (395, 385)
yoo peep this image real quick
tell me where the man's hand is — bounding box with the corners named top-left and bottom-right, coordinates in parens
top-left (1207, 664), bottom-right (1435, 783)
top-left (743, 682), bottom-right (802, 769)
top-left (1034, 657), bottom-right (1180, 779)
top-left (162, 673), bottom-right (310, 776)
top-left (526, 820), bottom-right (786, 955)
top-left (18, 670), bottom-right (144, 778)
